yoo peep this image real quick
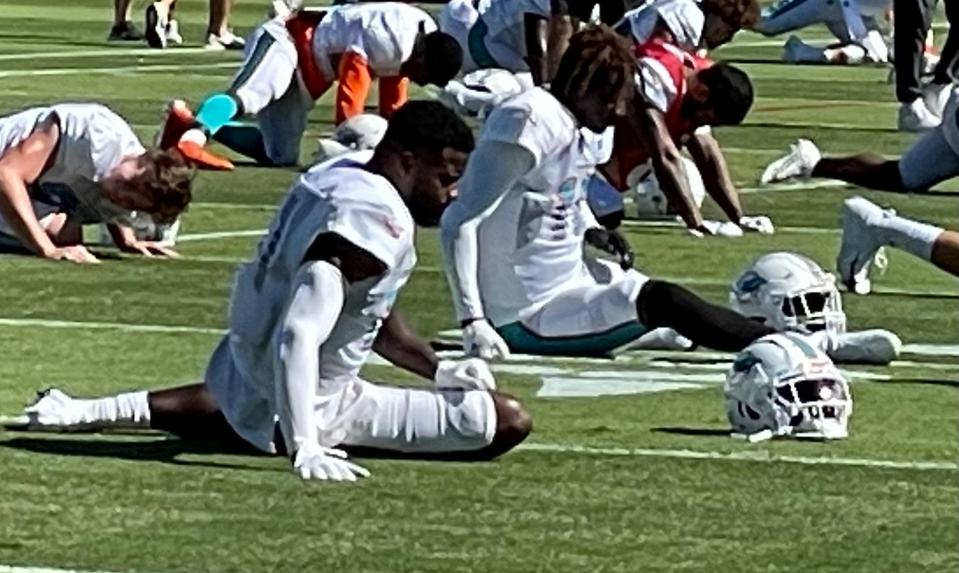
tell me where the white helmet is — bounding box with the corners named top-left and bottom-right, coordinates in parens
top-left (730, 252), bottom-right (846, 337)
top-left (313, 113), bottom-right (388, 164)
top-left (627, 158), bottom-right (705, 217)
top-left (725, 333), bottom-right (852, 441)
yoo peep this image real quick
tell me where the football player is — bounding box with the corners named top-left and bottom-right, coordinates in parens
top-left (441, 26), bottom-right (779, 360)
top-left (753, 0), bottom-right (891, 65)
top-left (16, 102), bottom-right (531, 482)
top-left (439, 0), bottom-right (576, 85)
top-left (614, 0), bottom-right (760, 52)
top-left (157, 3), bottom-right (463, 170)
top-left (0, 103), bottom-right (192, 263)
top-left (595, 37), bottom-right (773, 236)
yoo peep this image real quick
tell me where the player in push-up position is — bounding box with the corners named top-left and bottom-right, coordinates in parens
top-left (158, 2), bottom-right (463, 170)
top-left (594, 37), bottom-right (773, 236)
top-left (18, 102), bottom-right (531, 482)
top-left (0, 103), bottom-right (192, 264)
top-left (440, 26), bottom-right (779, 359)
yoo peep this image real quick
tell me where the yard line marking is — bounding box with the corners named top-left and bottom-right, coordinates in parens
top-left (0, 62), bottom-right (236, 78)
top-left (0, 566), bottom-right (123, 573)
top-left (0, 47), bottom-right (216, 61)
top-left (191, 202), bottom-right (279, 210)
top-left (518, 443), bottom-right (959, 472)
top-left (0, 318), bottom-right (223, 335)
top-left (177, 229), bottom-right (267, 242)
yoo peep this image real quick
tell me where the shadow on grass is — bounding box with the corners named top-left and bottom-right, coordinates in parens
top-left (0, 436), bottom-right (279, 472)
top-left (651, 427), bottom-right (730, 437)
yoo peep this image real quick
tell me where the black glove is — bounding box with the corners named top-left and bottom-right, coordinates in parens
top-left (584, 228), bottom-right (634, 270)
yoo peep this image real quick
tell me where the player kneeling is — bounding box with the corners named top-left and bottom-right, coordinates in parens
top-left (725, 333), bottom-right (852, 442)
top-left (14, 101), bottom-right (531, 481)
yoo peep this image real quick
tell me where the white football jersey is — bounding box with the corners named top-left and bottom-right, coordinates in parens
top-left (476, 0), bottom-right (551, 71)
top-left (227, 151), bottom-right (417, 393)
top-left (313, 3), bottom-right (437, 77)
top-left (476, 88), bottom-right (608, 325)
top-left (617, 0), bottom-right (704, 50)
top-left (0, 103), bottom-right (144, 224)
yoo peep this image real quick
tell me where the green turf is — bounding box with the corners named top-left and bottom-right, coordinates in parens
top-left (0, 1), bottom-right (957, 572)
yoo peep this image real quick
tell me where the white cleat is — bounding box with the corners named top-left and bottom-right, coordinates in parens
top-left (829, 329), bottom-right (902, 365)
top-left (836, 196), bottom-right (893, 295)
top-left (145, 1), bottom-right (168, 49)
top-left (922, 83), bottom-right (953, 118)
top-left (205, 30), bottom-right (246, 51)
top-left (165, 19), bottom-right (183, 45)
top-left (760, 139), bottom-right (822, 185)
top-left (618, 327), bottom-right (693, 352)
top-left (18, 388), bottom-right (89, 432)
top-left (897, 99), bottom-right (940, 132)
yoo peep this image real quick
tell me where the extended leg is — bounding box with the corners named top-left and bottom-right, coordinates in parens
top-left (637, 280), bottom-right (775, 352)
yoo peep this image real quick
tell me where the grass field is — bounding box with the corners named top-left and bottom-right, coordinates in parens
top-left (0, 1), bottom-right (957, 571)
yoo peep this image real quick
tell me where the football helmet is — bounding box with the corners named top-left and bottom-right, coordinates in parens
top-left (730, 251), bottom-right (846, 336)
top-left (313, 113), bottom-right (388, 164)
top-left (627, 157), bottom-right (705, 217)
top-left (725, 333), bottom-right (852, 441)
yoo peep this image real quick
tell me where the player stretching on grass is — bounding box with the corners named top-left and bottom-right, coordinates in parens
top-left (0, 103), bottom-right (192, 264)
top-left (158, 3), bottom-right (463, 170)
top-left (440, 26), bottom-right (782, 359)
top-left (17, 102), bottom-right (531, 482)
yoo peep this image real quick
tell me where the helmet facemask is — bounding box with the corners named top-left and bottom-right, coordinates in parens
top-left (772, 373), bottom-right (851, 440)
top-left (768, 283), bottom-right (846, 336)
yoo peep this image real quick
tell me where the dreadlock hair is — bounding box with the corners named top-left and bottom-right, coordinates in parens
top-left (700, 0), bottom-right (761, 29)
top-left (551, 24), bottom-right (635, 109)
top-left (136, 147), bottom-right (194, 223)
top-left (698, 63), bottom-right (754, 125)
top-left (379, 100), bottom-right (475, 157)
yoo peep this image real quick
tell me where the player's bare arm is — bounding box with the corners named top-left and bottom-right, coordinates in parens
top-left (525, 13), bottom-right (551, 85)
top-left (372, 310), bottom-right (438, 380)
top-left (685, 130), bottom-right (744, 223)
top-left (628, 100), bottom-right (706, 230)
top-left (105, 223), bottom-right (181, 259)
top-left (0, 118), bottom-right (96, 263)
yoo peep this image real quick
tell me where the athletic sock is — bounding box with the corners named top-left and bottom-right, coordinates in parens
top-left (876, 213), bottom-right (943, 261)
top-left (212, 124), bottom-right (272, 164)
top-left (76, 391), bottom-right (151, 427)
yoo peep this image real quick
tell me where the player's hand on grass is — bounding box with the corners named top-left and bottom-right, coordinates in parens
top-left (119, 240), bottom-right (181, 259)
top-left (584, 228), bottom-right (634, 269)
top-left (435, 358), bottom-right (497, 391)
top-left (291, 443), bottom-right (369, 482)
top-left (44, 244), bottom-right (100, 264)
top-left (739, 215), bottom-right (775, 235)
top-left (462, 319), bottom-right (511, 361)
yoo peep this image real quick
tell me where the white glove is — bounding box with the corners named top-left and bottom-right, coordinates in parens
top-left (435, 358), bottom-right (497, 391)
top-left (688, 220), bottom-right (743, 238)
top-left (462, 319), bottom-right (511, 360)
top-left (291, 443), bottom-right (370, 482)
top-left (739, 215), bottom-right (775, 234)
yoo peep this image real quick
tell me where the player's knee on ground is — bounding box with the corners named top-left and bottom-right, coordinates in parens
top-left (483, 392), bottom-right (532, 459)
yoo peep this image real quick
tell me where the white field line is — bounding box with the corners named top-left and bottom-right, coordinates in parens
top-left (0, 47), bottom-right (215, 61)
top-left (0, 63), bottom-right (236, 79)
top-left (517, 443), bottom-right (958, 471)
top-left (0, 318), bottom-right (223, 335)
top-left (0, 567), bottom-right (121, 573)
top-left (177, 229), bottom-right (267, 242)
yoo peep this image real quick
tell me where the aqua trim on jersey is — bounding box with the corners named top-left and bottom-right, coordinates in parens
top-left (230, 32), bottom-right (277, 92)
top-left (497, 320), bottom-right (647, 358)
top-left (468, 18), bottom-right (500, 68)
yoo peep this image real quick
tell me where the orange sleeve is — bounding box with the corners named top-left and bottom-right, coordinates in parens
top-left (335, 51), bottom-right (373, 124)
top-left (377, 76), bottom-right (409, 119)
